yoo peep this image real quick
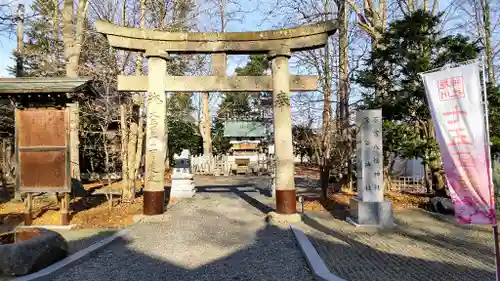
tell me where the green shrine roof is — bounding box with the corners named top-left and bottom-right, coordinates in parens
top-left (223, 121), bottom-right (266, 138)
top-left (0, 77), bottom-right (96, 95)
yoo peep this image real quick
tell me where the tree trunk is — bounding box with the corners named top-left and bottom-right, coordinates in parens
top-left (481, 0), bottom-right (496, 85)
top-left (120, 103), bottom-right (130, 199)
top-left (320, 165), bottom-right (330, 198)
top-left (132, 0), bottom-right (146, 190)
top-left (383, 166), bottom-right (393, 192)
top-left (68, 103), bottom-right (80, 185)
top-left (319, 0), bottom-right (333, 194)
top-left (202, 92), bottom-right (212, 155)
top-left (165, 119), bottom-right (170, 169)
top-left (16, 4), bottom-right (24, 78)
top-left (338, 0), bottom-right (352, 190)
top-left (134, 110), bottom-right (144, 188)
top-left (126, 120), bottom-right (138, 201)
top-left (1, 139), bottom-right (7, 186)
top-left (101, 126), bottom-right (112, 210)
top-left (423, 161), bottom-right (431, 194)
top-left (430, 159), bottom-right (447, 197)
top-left (383, 153), bottom-right (394, 192)
top-left (63, 0), bottom-right (88, 188)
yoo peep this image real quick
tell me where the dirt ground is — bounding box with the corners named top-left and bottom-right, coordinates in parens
top-left (0, 172), bottom-right (174, 233)
top-left (0, 165), bottom-right (431, 231)
top-left (295, 165), bottom-right (431, 215)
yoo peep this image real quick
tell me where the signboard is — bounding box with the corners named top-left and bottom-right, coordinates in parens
top-left (420, 62), bottom-right (496, 224)
top-left (16, 108), bottom-right (70, 192)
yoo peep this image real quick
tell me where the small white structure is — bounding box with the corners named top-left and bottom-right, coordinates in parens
top-left (171, 149), bottom-right (196, 198)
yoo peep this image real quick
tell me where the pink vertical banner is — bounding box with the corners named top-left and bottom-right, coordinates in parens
top-left (420, 62), bottom-right (496, 225)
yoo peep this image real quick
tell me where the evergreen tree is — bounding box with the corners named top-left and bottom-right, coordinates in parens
top-left (8, 0), bottom-right (64, 77)
top-left (218, 55), bottom-right (270, 119)
top-left (168, 117), bottom-right (202, 161)
top-left (212, 55), bottom-right (271, 155)
top-left (211, 117), bottom-right (231, 155)
top-left (487, 84), bottom-right (500, 159)
top-left (357, 10), bottom-right (480, 196)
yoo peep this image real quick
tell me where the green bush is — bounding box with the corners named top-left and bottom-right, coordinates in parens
top-left (493, 161), bottom-right (500, 210)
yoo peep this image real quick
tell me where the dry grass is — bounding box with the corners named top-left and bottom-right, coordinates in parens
top-left (301, 191), bottom-right (430, 213)
top-left (294, 164), bottom-right (320, 180)
top-left (1, 166), bottom-right (433, 230)
top-left (0, 171), bottom-right (174, 231)
top-left (295, 164), bottom-right (431, 215)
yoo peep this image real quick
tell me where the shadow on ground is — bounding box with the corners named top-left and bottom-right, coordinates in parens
top-left (0, 184), bottom-right (15, 205)
top-left (2, 181), bottom-right (495, 281)
top-left (194, 183), bottom-right (274, 215)
top-left (5, 175), bottom-right (494, 281)
top-left (302, 213), bottom-right (496, 281)
top-left (18, 216), bottom-right (494, 281)
top-left (195, 176), bottom-right (496, 281)
top-left (43, 226), bottom-right (309, 281)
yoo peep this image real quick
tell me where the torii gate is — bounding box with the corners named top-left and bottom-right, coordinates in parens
top-left (96, 21), bottom-right (337, 222)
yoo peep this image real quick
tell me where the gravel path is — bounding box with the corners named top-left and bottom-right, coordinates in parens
top-left (52, 190), bottom-right (313, 281)
top-left (299, 210), bottom-right (496, 281)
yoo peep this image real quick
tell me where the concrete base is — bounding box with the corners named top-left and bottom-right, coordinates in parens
top-left (267, 211), bottom-right (302, 225)
top-left (132, 213), bottom-right (166, 224)
top-left (170, 177), bottom-right (196, 198)
top-left (170, 189), bottom-right (196, 198)
top-left (132, 198), bottom-right (186, 224)
top-left (347, 197), bottom-right (394, 228)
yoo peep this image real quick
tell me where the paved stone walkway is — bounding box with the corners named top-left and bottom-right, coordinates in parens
top-left (299, 210), bottom-right (496, 281)
top-left (52, 187), bottom-right (313, 281)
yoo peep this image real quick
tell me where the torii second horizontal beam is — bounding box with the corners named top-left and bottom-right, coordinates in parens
top-left (117, 75), bottom-right (318, 92)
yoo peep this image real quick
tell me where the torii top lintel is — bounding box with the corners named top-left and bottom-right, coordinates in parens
top-left (95, 21), bottom-right (337, 54)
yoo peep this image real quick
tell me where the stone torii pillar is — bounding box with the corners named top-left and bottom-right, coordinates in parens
top-left (143, 49), bottom-right (169, 216)
top-left (267, 48), bottom-right (301, 224)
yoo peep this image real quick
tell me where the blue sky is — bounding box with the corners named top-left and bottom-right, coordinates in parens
top-left (0, 0), bottom-right (278, 77)
top-left (0, 0), bottom-right (28, 77)
top-left (0, 40), bottom-right (13, 77)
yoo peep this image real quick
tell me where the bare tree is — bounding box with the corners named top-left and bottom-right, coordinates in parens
top-left (0, 0), bottom-right (22, 37)
top-left (264, 0), bottom-right (369, 195)
top-left (457, 0), bottom-right (499, 84)
top-left (62, 0), bottom-right (89, 192)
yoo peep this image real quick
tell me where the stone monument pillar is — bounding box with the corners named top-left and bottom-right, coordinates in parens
top-left (171, 149), bottom-right (196, 198)
top-left (143, 49), bottom-right (169, 215)
top-left (347, 109), bottom-right (394, 227)
top-left (267, 48), bottom-right (300, 224)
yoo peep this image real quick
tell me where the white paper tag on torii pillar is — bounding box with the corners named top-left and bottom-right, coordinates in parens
top-left (147, 138), bottom-right (164, 152)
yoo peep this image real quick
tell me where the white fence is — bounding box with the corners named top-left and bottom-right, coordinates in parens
top-left (190, 154), bottom-right (273, 176)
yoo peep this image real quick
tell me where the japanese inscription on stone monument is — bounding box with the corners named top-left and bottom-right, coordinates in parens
top-left (356, 109), bottom-right (383, 202)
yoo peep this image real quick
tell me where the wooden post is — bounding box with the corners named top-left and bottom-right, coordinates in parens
top-left (23, 192), bottom-right (32, 226)
top-left (61, 192), bottom-right (70, 225)
top-left (143, 49), bottom-right (168, 216)
top-left (492, 224), bottom-right (500, 281)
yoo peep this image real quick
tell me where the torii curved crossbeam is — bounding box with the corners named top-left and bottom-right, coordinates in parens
top-left (95, 20), bottom-right (337, 54)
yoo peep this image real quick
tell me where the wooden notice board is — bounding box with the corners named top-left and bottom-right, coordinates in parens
top-left (15, 108), bottom-right (70, 192)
